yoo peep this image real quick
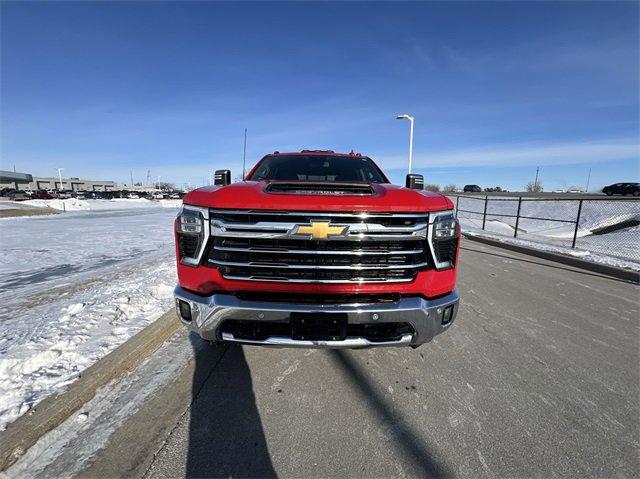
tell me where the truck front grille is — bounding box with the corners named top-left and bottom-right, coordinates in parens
top-left (207, 209), bottom-right (431, 283)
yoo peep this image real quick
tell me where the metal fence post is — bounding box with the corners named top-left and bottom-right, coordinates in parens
top-left (571, 199), bottom-right (583, 248)
top-left (455, 196), bottom-right (460, 218)
top-left (514, 196), bottom-right (522, 238)
top-left (482, 196), bottom-right (488, 230)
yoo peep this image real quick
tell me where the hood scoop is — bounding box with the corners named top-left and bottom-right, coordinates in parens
top-left (265, 182), bottom-right (375, 196)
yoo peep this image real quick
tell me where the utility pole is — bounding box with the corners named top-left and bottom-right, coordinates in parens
top-left (157, 175), bottom-right (161, 190)
top-left (585, 167), bottom-right (591, 192)
top-left (130, 170), bottom-right (134, 187)
top-left (242, 128), bottom-right (248, 180)
top-left (534, 166), bottom-right (540, 191)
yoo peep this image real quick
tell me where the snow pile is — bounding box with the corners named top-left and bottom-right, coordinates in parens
top-left (0, 261), bottom-right (176, 429)
top-left (159, 199), bottom-right (182, 208)
top-left (110, 198), bottom-right (150, 204)
top-left (0, 206), bottom-right (178, 429)
top-left (23, 198), bottom-right (90, 211)
top-left (6, 198), bottom-right (182, 215)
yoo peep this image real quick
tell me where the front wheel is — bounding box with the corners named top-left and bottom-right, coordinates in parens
top-left (633, 191), bottom-right (640, 197)
top-left (605, 191), bottom-right (613, 196)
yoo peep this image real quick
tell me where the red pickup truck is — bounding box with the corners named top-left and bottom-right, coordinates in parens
top-left (174, 150), bottom-right (459, 348)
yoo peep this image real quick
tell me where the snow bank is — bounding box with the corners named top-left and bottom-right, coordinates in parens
top-left (23, 198), bottom-right (90, 211)
top-left (159, 199), bottom-right (182, 208)
top-left (13, 198), bottom-right (181, 214)
top-left (0, 206), bottom-right (178, 429)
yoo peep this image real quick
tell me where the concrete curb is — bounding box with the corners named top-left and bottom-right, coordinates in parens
top-left (463, 233), bottom-right (640, 284)
top-left (0, 310), bottom-right (180, 471)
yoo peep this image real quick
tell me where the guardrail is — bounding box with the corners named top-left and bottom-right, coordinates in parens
top-left (449, 195), bottom-right (640, 262)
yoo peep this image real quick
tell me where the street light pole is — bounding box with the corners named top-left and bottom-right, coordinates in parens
top-left (396, 114), bottom-right (415, 173)
top-left (57, 168), bottom-right (64, 190)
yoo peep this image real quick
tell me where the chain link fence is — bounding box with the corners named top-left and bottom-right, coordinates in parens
top-left (449, 195), bottom-right (640, 263)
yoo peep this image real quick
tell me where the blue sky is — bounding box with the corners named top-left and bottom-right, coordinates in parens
top-left (1, 1), bottom-right (638, 191)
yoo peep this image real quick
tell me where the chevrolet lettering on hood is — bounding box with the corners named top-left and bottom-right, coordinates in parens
top-left (174, 150), bottom-right (460, 349)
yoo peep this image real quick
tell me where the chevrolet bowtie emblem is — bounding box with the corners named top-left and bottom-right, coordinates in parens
top-left (293, 220), bottom-right (348, 240)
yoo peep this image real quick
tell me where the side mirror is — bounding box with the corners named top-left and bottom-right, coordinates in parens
top-left (214, 170), bottom-right (231, 186)
top-left (406, 173), bottom-right (424, 190)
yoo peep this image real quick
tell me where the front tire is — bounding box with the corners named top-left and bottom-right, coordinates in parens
top-left (605, 191), bottom-right (613, 196)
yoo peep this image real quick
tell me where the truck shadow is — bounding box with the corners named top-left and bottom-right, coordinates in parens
top-left (330, 350), bottom-right (451, 478)
top-left (187, 334), bottom-right (275, 478)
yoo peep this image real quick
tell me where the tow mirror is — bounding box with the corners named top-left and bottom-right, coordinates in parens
top-left (214, 170), bottom-right (231, 186)
top-left (406, 173), bottom-right (424, 190)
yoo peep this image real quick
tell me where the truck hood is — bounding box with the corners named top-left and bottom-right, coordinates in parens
top-left (184, 181), bottom-right (453, 212)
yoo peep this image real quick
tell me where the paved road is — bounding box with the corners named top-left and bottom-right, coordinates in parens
top-left (77, 241), bottom-right (638, 478)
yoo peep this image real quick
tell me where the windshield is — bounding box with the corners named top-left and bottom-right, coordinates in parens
top-left (248, 155), bottom-right (388, 183)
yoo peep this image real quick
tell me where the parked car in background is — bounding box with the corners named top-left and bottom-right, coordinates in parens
top-left (56, 190), bottom-right (72, 199)
top-left (602, 183), bottom-right (640, 196)
top-left (169, 192), bottom-right (182, 199)
top-left (552, 189), bottom-right (566, 193)
top-left (88, 191), bottom-right (114, 199)
top-left (31, 190), bottom-right (54, 200)
top-left (8, 190), bottom-right (31, 201)
top-left (463, 185), bottom-right (482, 193)
top-left (0, 188), bottom-right (17, 197)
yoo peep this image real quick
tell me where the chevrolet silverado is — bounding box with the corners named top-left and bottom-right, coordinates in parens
top-left (174, 150), bottom-right (459, 348)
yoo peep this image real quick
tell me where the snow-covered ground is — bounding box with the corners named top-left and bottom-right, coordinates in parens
top-left (0, 200), bottom-right (181, 429)
top-left (451, 196), bottom-right (640, 270)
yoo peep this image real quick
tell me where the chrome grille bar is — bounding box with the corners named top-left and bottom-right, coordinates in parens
top-left (213, 245), bottom-right (424, 255)
top-left (209, 259), bottom-right (429, 270)
top-left (210, 220), bottom-right (428, 241)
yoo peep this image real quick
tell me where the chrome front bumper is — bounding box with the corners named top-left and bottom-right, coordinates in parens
top-left (173, 286), bottom-right (459, 348)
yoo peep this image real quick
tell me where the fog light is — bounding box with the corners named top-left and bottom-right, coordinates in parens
top-left (177, 299), bottom-right (192, 322)
top-left (442, 305), bottom-right (454, 325)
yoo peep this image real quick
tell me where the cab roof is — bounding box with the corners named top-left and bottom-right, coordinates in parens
top-left (268, 150), bottom-right (366, 157)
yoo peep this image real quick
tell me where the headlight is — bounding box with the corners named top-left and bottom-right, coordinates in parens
top-left (434, 217), bottom-right (458, 239)
top-left (176, 205), bottom-right (209, 266)
top-left (428, 211), bottom-right (459, 270)
top-left (177, 210), bottom-right (203, 234)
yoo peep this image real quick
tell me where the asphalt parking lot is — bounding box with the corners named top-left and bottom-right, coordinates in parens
top-left (72, 241), bottom-right (639, 478)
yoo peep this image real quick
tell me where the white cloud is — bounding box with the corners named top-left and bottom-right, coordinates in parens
top-left (376, 139), bottom-right (639, 170)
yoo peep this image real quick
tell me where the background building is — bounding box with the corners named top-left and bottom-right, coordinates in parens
top-left (0, 172), bottom-right (117, 191)
top-left (0, 170), bottom-right (33, 190)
